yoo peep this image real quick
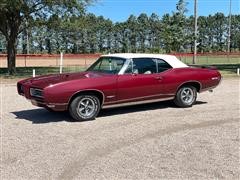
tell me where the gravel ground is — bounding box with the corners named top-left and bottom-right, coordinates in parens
top-left (1, 78), bottom-right (239, 180)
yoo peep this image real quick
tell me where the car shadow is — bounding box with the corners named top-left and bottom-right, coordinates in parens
top-left (99, 100), bottom-right (207, 117)
top-left (12, 109), bottom-right (73, 124)
top-left (11, 101), bottom-right (207, 124)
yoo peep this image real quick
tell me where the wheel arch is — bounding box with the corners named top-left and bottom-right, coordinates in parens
top-left (177, 81), bottom-right (202, 93)
top-left (67, 89), bottom-right (105, 109)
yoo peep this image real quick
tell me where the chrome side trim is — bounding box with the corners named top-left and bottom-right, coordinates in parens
top-left (104, 93), bottom-right (175, 105)
top-left (102, 97), bottom-right (174, 109)
top-left (48, 103), bottom-right (68, 106)
top-left (211, 77), bottom-right (219, 80)
top-left (106, 95), bottom-right (115, 99)
top-left (67, 89), bottom-right (106, 107)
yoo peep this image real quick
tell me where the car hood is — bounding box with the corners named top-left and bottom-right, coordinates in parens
top-left (24, 71), bottom-right (108, 89)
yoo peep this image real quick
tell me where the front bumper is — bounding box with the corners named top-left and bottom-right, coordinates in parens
top-left (18, 82), bottom-right (68, 111)
top-left (30, 99), bottom-right (68, 111)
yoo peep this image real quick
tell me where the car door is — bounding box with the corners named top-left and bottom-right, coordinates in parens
top-left (155, 58), bottom-right (175, 95)
top-left (116, 58), bottom-right (165, 102)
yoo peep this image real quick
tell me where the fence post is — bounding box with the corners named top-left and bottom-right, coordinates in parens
top-left (24, 55), bottom-right (27, 67)
top-left (60, 52), bottom-right (63, 74)
top-left (33, 69), bottom-right (35, 77)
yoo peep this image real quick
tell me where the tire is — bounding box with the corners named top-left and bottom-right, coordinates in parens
top-left (69, 94), bottom-right (100, 121)
top-left (174, 85), bottom-right (197, 108)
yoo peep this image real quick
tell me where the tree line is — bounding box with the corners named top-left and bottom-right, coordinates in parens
top-left (0, 0), bottom-right (239, 74)
top-left (1, 12), bottom-right (240, 55)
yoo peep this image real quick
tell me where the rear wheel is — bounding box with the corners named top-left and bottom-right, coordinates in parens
top-left (69, 95), bottom-right (100, 121)
top-left (174, 85), bottom-right (197, 107)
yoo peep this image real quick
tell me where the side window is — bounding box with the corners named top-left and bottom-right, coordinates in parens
top-left (88, 57), bottom-right (125, 74)
top-left (132, 58), bottom-right (157, 74)
top-left (156, 59), bottom-right (172, 73)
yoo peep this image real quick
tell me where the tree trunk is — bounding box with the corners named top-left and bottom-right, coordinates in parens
top-left (22, 31), bottom-right (27, 54)
top-left (39, 40), bottom-right (43, 53)
top-left (7, 38), bottom-right (16, 75)
top-left (46, 38), bottom-right (52, 54)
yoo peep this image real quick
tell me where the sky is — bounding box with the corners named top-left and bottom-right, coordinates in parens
top-left (87, 0), bottom-right (240, 22)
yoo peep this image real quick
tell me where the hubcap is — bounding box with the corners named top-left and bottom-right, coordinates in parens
top-left (180, 87), bottom-right (195, 105)
top-left (77, 98), bottom-right (95, 118)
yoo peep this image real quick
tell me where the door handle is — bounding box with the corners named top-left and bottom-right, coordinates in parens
top-left (154, 76), bottom-right (163, 80)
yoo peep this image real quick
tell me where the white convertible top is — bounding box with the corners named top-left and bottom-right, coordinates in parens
top-left (102, 53), bottom-right (188, 68)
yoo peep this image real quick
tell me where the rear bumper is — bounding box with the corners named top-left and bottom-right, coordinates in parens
top-left (199, 77), bottom-right (222, 93)
top-left (199, 85), bottom-right (218, 93)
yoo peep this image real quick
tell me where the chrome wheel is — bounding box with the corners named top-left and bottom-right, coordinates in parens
top-left (69, 95), bottom-right (101, 121)
top-left (174, 85), bottom-right (197, 108)
top-left (77, 97), bottom-right (96, 118)
top-left (180, 87), bottom-right (194, 105)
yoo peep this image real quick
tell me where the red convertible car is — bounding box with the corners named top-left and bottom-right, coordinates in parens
top-left (17, 54), bottom-right (221, 121)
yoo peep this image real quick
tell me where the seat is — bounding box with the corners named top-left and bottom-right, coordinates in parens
top-left (144, 70), bottom-right (152, 74)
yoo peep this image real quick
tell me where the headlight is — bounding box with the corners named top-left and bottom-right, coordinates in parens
top-left (30, 88), bottom-right (43, 98)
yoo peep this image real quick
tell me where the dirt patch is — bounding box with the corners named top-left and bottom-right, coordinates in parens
top-left (1, 78), bottom-right (240, 179)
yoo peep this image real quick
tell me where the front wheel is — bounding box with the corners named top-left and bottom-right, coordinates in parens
top-left (69, 95), bottom-right (101, 121)
top-left (174, 86), bottom-right (197, 107)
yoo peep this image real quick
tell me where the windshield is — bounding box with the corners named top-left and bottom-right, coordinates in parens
top-left (86, 57), bottom-right (126, 74)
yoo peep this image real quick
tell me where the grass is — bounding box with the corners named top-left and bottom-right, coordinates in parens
top-left (1, 59), bottom-right (240, 79)
top-left (181, 56), bottom-right (240, 77)
top-left (179, 56), bottom-right (240, 65)
top-left (0, 66), bottom-right (87, 79)
top-left (190, 64), bottom-right (240, 75)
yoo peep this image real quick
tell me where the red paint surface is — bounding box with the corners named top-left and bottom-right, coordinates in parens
top-left (17, 67), bottom-right (221, 111)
